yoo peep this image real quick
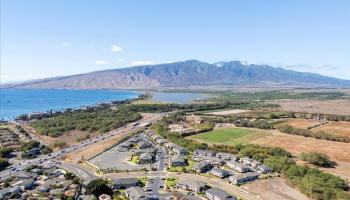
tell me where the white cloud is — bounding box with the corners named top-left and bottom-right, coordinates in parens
top-left (95, 60), bottom-right (109, 65)
top-left (111, 44), bottom-right (122, 52)
top-left (60, 42), bottom-right (71, 47)
top-left (117, 58), bottom-right (125, 62)
top-left (130, 60), bottom-right (153, 66)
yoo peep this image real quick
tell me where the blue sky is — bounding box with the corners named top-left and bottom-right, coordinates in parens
top-left (1, 0), bottom-right (349, 82)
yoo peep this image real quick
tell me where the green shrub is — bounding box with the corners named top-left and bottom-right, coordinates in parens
top-left (20, 141), bottom-right (40, 151)
top-left (0, 158), bottom-right (10, 171)
top-left (0, 147), bottom-right (13, 158)
top-left (86, 179), bottom-right (113, 197)
top-left (300, 152), bottom-right (334, 167)
top-left (264, 156), bottom-right (295, 173)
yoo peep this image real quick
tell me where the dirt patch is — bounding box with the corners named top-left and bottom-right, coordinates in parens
top-left (272, 99), bottom-right (350, 115)
top-left (252, 130), bottom-right (350, 180)
top-left (64, 130), bottom-right (130, 163)
top-left (276, 119), bottom-right (323, 129)
top-left (311, 121), bottom-right (350, 137)
top-left (168, 123), bottom-right (196, 133)
top-left (242, 177), bottom-right (308, 200)
top-left (21, 124), bottom-right (98, 148)
top-left (47, 131), bottom-right (97, 147)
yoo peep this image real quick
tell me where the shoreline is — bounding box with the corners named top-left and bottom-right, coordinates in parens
top-left (0, 89), bottom-right (144, 121)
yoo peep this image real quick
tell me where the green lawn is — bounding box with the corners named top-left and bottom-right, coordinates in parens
top-left (166, 177), bottom-right (177, 188)
top-left (168, 159), bottom-right (197, 173)
top-left (188, 127), bottom-right (269, 145)
top-left (129, 155), bottom-right (140, 164)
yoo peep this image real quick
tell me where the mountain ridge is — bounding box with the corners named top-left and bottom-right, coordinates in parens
top-left (2, 60), bottom-right (350, 89)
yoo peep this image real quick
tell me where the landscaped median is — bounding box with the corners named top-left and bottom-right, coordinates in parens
top-left (166, 177), bottom-right (177, 189)
top-left (129, 155), bottom-right (140, 165)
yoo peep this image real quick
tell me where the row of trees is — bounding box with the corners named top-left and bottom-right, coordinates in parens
top-left (121, 103), bottom-right (226, 113)
top-left (234, 119), bottom-right (273, 129)
top-left (277, 125), bottom-right (350, 143)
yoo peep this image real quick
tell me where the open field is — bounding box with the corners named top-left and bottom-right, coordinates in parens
top-left (275, 118), bottom-right (350, 137)
top-left (25, 127), bottom-right (99, 148)
top-left (312, 121), bottom-right (350, 137)
top-left (251, 130), bottom-right (350, 180)
top-left (242, 177), bottom-right (308, 200)
top-left (205, 109), bottom-right (251, 116)
top-left (275, 118), bottom-right (323, 129)
top-left (272, 99), bottom-right (350, 115)
top-left (187, 127), bottom-right (270, 145)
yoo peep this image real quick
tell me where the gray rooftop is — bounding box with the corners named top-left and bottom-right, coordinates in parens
top-left (125, 186), bottom-right (147, 200)
top-left (206, 188), bottom-right (237, 200)
top-left (114, 178), bottom-right (140, 185)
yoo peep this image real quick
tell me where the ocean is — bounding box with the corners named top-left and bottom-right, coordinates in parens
top-left (0, 89), bottom-right (208, 120)
top-left (0, 89), bottom-right (139, 120)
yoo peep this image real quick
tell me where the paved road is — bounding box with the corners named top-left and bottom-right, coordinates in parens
top-left (104, 171), bottom-right (261, 200)
top-left (0, 114), bottom-right (163, 181)
top-left (156, 147), bottom-right (167, 172)
top-left (2, 113), bottom-right (260, 200)
top-left (171, 173), bottom-right (261, 200)
top-left (57, 162), bottom-right (97, 184)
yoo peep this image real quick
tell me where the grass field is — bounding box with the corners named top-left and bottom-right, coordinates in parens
top-left (188, 127), bottom-right (270, 145)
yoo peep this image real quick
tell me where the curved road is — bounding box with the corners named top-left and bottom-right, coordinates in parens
top-left (103, 171), bottom-right (261, 200)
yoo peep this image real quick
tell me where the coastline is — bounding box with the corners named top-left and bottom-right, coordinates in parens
top-left (0, 89), bottom-right (142, 120)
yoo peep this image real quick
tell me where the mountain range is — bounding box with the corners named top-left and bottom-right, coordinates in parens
top-left (2, 60), bottom-right (350, 89)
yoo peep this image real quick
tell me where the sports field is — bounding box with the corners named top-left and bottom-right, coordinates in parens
top-left (188, 127), bottom-right (269, 145)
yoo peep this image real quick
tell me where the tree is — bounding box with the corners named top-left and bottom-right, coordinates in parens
top-left (264, 156), bottom-right (294, 173)
top-left (0, 147), bottom-right (13, 158)
top-left (86, 179), bottom-right (113, 197)
top-left (0, 158), bottom-right (10, 171)
top-left (300, 152), bottom-right (334, 167)
top-left (40, 145), bottom-right (53, 154)
top-left (20, 141), bottom-right (40, 152)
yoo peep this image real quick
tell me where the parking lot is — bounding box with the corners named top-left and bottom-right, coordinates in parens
top-left (89, 146), bottom-right (152, 171)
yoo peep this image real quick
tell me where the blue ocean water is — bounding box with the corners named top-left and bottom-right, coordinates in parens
top-left (0, 89), bottom-right (139, 120)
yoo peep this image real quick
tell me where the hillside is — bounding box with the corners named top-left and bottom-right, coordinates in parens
top-left (2, 60), bottom-right (350, 89)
